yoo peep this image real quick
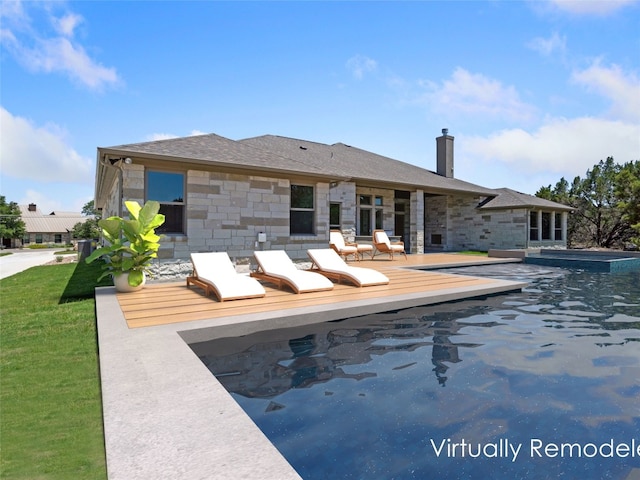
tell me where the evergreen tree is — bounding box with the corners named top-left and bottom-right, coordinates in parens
top-left (0, 196), bottom-right (26, 247)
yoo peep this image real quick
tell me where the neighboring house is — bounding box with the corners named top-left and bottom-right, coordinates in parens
top-left (17, 204), bottom-right (86, 247)
top-left (94, 129), bottom-right (572, 260)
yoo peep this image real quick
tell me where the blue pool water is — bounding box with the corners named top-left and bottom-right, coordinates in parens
top-left (191, 265), bottom-right (640, 479)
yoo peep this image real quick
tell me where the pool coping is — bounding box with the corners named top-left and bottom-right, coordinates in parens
top-left (96, 262), bottom-right (527, 479)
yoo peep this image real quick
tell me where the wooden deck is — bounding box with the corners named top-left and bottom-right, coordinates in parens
top-left (117, 254), bottom-right (523, 329)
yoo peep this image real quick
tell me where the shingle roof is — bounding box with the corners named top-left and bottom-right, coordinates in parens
top-left (478, 188), bottom-right (573, 211)
top-left (102, 133), bottom-right (327, 177)
top-left (239, 135), bottom-right (497, 195)
top-left (100, 133), bottom-right (496, 196)
top-left (98, 133), bottom-right (572, 211)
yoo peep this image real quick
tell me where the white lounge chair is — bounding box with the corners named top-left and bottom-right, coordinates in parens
top-left (372, 229), bottom-right (407, 260)
top-left (330, 229), bottom-right (374, 261)
top-left (307, 248), bottom-right (390, 287)
top-left (252, 250), bottom-right (334, 294)
top-left (187, 252), bottom-right (266, 301)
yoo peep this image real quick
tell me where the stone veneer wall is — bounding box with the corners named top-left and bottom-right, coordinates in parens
top-left (157, 170), bottom-right (330, 261)
top-left (448, 196), bottom-right (528, 251)
top-left (424, 195), bottom-right (448, 250)
top-left (410, 190), bottom-right (425, 254)
top-left (329, 182), bottom-right (356, 234)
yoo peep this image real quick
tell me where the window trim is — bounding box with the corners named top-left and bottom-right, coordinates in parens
top-left (290, 184), bottom-right (316, 235)
top-left (145, 169), bottom-right (186, 235)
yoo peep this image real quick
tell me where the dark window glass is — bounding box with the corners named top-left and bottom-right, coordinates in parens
top-left (359, 195), bottom-right (372, 206)
top-left (360, 209), bottom-right (371, 236)
top-left (375, 209), bottom-right (383, 230)
top-left (330, 203), bottom-right (341, 229)
top-left (291, 185), bottom-right (314, 209)
top-left (157, 204), bottom-right (184, 234)
top-left (555, 213), bottom-right (563, 240)
top-left (147, 171), bottom-right (185, 234)
top-left (291, 185), bottom-right (315, 234)
top-left (147, 172), bottom-right (184, 203)
top-left (542, 212), bottom-right (551, 240)
top-left (291, 211), bottom-right (314, 235)
top-left (529, 211), bottom-right (538, 241)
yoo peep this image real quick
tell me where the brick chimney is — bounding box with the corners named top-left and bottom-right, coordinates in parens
top-left (436, 128), bottom-right (454, 178)
top-left (28, 203), bottom-right (37, 212)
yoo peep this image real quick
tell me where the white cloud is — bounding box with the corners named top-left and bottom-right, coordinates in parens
top-left (527, 32), bottom-right (567, 57)
top-left (346, 55), bottom-right (378, 80)
top-left (571, 60), bottom-right (640, 122)
top-left (0, 2), bottom-right (119, 90)
top-left (53, 12), bottom-right (83, 37)
top-left (460, 117), bottom-right (640, 179)
top-left (419, 68), bottom-right (537, 122)
top-left (546, 0), bottom-right (638, 15)
top-left (0, 107), bottom-right (93, 183)
top-left (145, 133), bottom-right (178, 141)
top-left (145, 130), bottom-right (208, 142)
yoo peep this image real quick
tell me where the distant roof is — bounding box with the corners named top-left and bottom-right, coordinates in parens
top-left (19, 205), bottom-right (88, 233)
top-left (478, 188), bottom-right (573, 211)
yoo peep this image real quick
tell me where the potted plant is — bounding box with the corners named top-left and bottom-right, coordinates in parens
top-left (86, 200), bottom-right (165, 292)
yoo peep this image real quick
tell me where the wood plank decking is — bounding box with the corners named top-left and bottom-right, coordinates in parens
top-left (117, 254), bottom-right (522, 329)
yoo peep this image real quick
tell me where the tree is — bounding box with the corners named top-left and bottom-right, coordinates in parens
top-left (536, 157), bottom-right (635, 248)
top-left (72, 200), bottom-right (101, 240)
top-left (615, 160), bottom-right (640, 248)
top-left (0, 196), bottom-right (26, 247)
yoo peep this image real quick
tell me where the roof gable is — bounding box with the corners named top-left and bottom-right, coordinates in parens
top-left (479, 188), bottom-right (573, 211)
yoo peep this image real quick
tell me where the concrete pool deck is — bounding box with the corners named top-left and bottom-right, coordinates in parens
top-left (96, 254), bottom-right (527, 479)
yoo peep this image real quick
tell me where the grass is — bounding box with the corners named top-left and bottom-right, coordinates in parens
top-left (0, 261), bottom-right (111, 480)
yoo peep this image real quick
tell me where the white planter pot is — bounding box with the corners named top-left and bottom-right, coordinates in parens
top-left (113, 272), bottom-right (146, 293)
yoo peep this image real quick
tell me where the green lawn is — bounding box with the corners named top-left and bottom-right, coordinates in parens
top-left (0, 261), bottom-right (110, 480)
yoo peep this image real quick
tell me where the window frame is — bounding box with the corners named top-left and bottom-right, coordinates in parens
top-left (290, 184), bottom-right (316, 235)
top-left (145, 169), bottom-right (186, 235)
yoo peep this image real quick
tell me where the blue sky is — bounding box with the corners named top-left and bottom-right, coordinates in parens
top-left (1, 0), bottom-right (639, 214)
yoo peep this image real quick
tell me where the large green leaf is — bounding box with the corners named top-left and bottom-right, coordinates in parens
top-left (98, 218), bottom-right (122, 240)
top-left (137, 201), bottom-right (161, 229)
top-left (124, 201), bottom-right (142, 220)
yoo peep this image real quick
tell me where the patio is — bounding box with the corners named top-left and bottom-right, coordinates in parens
top-left (97, 253), bottom-right (526, 479)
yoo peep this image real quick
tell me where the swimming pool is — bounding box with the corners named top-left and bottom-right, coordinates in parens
top-left (191, 265), bottom-right (640, 479)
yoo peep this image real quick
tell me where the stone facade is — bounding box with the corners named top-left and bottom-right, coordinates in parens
top-left (99, 164), bottom-right (568, 261)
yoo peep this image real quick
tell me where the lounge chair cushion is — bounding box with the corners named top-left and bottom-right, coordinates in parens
top-left (307, 249), bottom-right (389, 287)
top-left (253, 250), bottom-right (334, 293)
top-left (190, 252), bottom-right (265, 301)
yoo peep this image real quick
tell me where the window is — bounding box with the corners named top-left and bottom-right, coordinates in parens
top-left (359, 209), bottom-right (371, 236)
top-left (358, 194), bottom-right (383, 235)
top-left (555, 213), bottom-right (563, 241)
top-left (35, 234), bottom-right (43, 244)
top-left (54, 234), bottom-right (62, 244)
top-left (542, 212), bottom-right (552, 240)
top-left (529, 211), bottom-right (538, 241)
top-left (330, 203), bottom-right (341, 230)
top-left (147, 171), bottom-right (185, 234)
top-left (290, 185), bottom-right (315, 234)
